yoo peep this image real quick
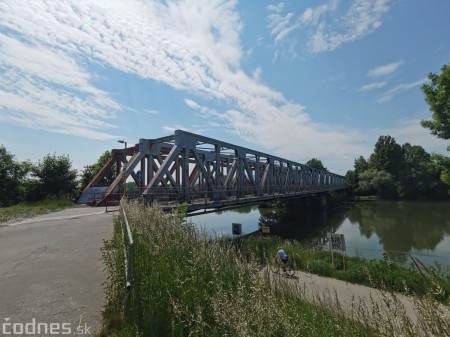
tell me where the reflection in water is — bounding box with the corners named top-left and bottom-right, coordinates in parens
top-left (347, 202), bottom-right (450, 263)
top-left (191, 201), bottom-right (450, 267)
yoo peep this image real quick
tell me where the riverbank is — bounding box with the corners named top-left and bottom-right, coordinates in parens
top-left (99, 201), bottom-right (450, 337)
top-left (191, 199), bottom-right (450, 269)
top-left (238, 235), bottom-right (450, 304)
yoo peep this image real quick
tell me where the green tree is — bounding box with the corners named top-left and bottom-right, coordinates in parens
top-left (80, 151), bottom-right (117, 190)
top-left (345, 169), bottom-right (359, 193)
top-left (397, 143), bottom-right (431, 198)
top-left (428, 153), bottom-right (450, 197)
top-left (441, 157), bottom-right (450, 193)
top-left (354, 156), bottom-right (369, 173)
top-left (33, 153), bottom-right (78, 199)
top-left (369, 135), bottom-right (404, 179)
top-left (305, 158), bottom-right (327, 171)
top-left (0, 145), bottom-right (28, 205)
top-left (345, 156), bottom-right (369, 195)
top-left (421, 63), bottom-right (450, 141)
top-left (358, 169), bottom-right (396, 198)
top-left (347, 135), bottom-right (450, 199)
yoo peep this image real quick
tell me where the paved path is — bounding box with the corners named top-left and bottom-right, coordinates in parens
top-left (268, 269), bottom-right (450, 336)
top-left (0, 207), bottom-right (115, 336)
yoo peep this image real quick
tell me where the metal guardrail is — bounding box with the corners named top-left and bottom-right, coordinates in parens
top-left (119, 198), bottom-right (134, 313)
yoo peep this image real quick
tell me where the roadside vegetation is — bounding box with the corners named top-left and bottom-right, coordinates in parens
top-left (0, 144), bottom-right (117, 208)
top-left (99, 201), bottom-right (450, 337)
top-left (0, 199), bottom-right (76, 224)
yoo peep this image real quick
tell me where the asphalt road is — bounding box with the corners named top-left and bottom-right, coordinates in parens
top-left (0, 207), bottom-right (115, 336)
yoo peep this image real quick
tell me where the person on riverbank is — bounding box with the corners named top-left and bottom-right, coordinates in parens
top-left (276, 247), bottom-right (288, 272)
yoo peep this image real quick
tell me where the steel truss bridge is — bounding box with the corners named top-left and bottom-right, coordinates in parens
top-left (82, 130), bottom-right (347, 211)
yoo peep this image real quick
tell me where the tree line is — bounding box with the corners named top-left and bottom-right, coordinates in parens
top-left (0, 148), bottom-right (115, 206)
top-left (345, 135), bottom-right (450, 198)
top-left (346, 62), bottom-right (450, 199)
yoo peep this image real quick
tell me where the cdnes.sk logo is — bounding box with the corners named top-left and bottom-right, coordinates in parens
top-left (2, 316), bottom-right (91, 335)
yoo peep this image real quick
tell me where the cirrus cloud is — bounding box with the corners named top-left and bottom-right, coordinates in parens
top-left (368, 60), bottom-right (404, 78)
top-left (267, 0), bottom-right (391, 54)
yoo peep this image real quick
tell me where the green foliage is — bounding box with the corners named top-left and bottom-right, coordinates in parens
top-left (440, 156), bottom-right (450, 195)
top-left (80, 150), bottom-right (117, 190)
top-left (0, 145), bottom-right (29, 206)
top-left (358, 169), bottom-right (396, 198)
top-left (421, 62), bottom-right (450, 140)
top-left (32, 153), bottom-right (78, 199)
top-left (305, 157), bottom-right (327, 171)
top-left (354, 155), bottom-right (369, 173)
top-left (369, 135), bottom-right (404, 179)
top-left (174, 202), bottom-right (188, 220)
top-left (346, 135), bottom-right (450, 199)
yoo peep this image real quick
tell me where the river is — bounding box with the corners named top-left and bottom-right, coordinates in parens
top-left (189, 200), bottom-right (450, 268)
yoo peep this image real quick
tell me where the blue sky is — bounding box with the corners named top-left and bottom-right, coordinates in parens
top-left (1, 0), bottom-right (449, 176)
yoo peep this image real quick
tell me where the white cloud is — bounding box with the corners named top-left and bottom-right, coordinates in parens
top-left (368, 61), bottom-right (404, 78)
top-left (267, 5), bottom-right (296, 44)
top-left (252, 67), bottom-right (263, 82)
top-left (144, 109), bottom-right (160, 115)
top-left (0, 33), bottom-right (120, 139)
top-left (184, 99), bottom-right (201, 110)
top-left (309, 0), bottom-right (390, 53)
top-left (184, 98), bottom-right (224, 121)
top-left (377, 78), bottom-right (427, 103)
top-left (0, 0), bottom-right (384, 174)
top-left (267, 0), bottom-right (390, 54)
top-left (162, 125), bottom-right (196, 134)
top-left (358, 81), bottom-right (387, 92)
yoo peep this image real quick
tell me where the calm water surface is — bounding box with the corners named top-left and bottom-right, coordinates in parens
top-left (190, 201), bottom-right (450, 267)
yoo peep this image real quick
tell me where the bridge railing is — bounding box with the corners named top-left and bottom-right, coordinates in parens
top-left (131, 182), bottom-right (348, 211)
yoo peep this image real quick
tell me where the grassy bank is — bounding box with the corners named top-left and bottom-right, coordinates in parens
top-left (238, 236), bottom-right (450, 304)
top-left (100, 202), bottom-right (375, 336)
top-left (0, 199), bottom-right (76, 224)
top-left (100, 201), bottom-right (449, 336)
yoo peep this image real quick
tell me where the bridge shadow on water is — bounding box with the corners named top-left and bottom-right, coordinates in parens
top-left (257, 200), bottom-right (348, 243)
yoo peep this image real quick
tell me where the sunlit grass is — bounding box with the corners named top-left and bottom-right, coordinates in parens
top-left (0, 199), bottom-right (76, 223)
top-left (99, 201), bottom-right (450, 337)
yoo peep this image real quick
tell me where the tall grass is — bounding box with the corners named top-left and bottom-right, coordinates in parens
top-left (100, 201), bottom-right (450, 337)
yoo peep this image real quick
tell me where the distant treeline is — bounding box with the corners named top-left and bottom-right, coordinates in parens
top-left (345, 135), bottom-right (450, 199)
top-left (0, 145), bottom-right (116, 206)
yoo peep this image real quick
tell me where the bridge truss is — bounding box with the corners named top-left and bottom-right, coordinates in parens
top-left (82, 130), bottom-right (347, 210)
